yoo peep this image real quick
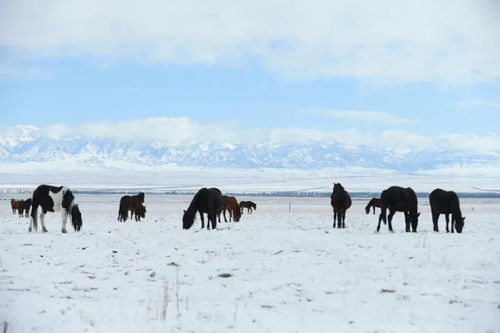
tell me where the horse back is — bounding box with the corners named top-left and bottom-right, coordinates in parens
top-left (429, 188), bottom-right (459, 214)
top-left (191, 187), bottom-right (223, 214)
top-left (381, 186), bottom-right (417, 211)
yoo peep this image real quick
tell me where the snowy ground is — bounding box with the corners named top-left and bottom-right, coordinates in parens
top-left (1, 194), bottom-right (499, 332)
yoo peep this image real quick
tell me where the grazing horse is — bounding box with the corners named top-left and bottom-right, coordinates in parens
top-left (377, 186), bottom-right (419, 233)
top-left (239, 201), bottom-right (257, 214)
top-left (29, 185), bottom-right (82, 233)
top-left (117, 192), bottom-right (146, 222)
top-left (330, 183), bottom-right (352, 228)
top-left (220, 196), bottom-right (241, 222)
top-left (11, 199), bottom-right (31, 217)
top-left (429, 189), bottom-right (465, 233)
top-left (365, 198), bottom-right (382, 215)
top-left (183, 188), bottom-right (223, 230)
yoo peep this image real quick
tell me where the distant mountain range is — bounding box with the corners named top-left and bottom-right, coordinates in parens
top-left (1, 125), bottom-right (499, 172)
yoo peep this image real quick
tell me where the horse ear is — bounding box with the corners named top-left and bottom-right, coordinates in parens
top-left (417, 212), bottom-right (421, 217)
top-left (183, 210), bottom-right (186, 213)
top-left (463, 216), bottom-right (465, 221)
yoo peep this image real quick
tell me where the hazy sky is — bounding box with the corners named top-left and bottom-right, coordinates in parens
top-left (0, 0), bottom-right (499, 148)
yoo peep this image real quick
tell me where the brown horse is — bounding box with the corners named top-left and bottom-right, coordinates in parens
top-left (239, 201), bottom-right (257, 214)
top-left (365, 198), bottom-right (382, 214)
top-left (330, 183), bottom-right (351, 228)
top-left (221, 196), bottom-right (241, 222)
top-left (11, 199), bottom-right (31, 218)
top-left (117, 192), bottom-right (146, 222)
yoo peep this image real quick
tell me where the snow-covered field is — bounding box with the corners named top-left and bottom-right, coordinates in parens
top-left (1, 194), bottom-right (499, 332)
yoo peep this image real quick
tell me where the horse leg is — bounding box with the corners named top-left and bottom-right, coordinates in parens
top-left (450, 214), bottom-right (454, 233)
top-left (29, 205), bottom-right (37, 232)
top-left (387, 209), bottom-right (395, 232)
top-left (60, 209), bottom-right (70, 233)
top-left (209, 209), bottom-right (217, 230)
top-left (37, 211), bottom-right (47, 233)
top-left (223, 208), bottom-right (228, 223)
top-left (445, 214), bottom-right (450, 233)
top-left (432, 210), bottom-right (439, 232)
top-left (343, 210), bottom-right (346, 228)
top-left (377, 207), bottom-right (386, 232)
top-left (199, 212), bottom-right (205, 229)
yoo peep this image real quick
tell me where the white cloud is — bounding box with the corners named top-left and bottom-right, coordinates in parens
top-left (10, 117), bottom-right (497, 155)
top-left (43, 117), bottom-right (238, 143)
top-left (309, 109), bottom-right (413, 125)
top-left (0, 0), bottom-right (499, 84)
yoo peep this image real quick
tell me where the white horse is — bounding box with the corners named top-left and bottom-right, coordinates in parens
top-left (29, 185), bottom-right (82, 233)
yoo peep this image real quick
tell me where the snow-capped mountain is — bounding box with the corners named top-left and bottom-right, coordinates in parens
top-left (1, 125), bottom-right (499, 172)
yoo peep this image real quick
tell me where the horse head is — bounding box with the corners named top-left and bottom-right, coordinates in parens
top-left (333, 183), bottom-right (345, 194)
top-left (410, 212), bottom-right (420, 232)
top-left (71, 204), bottom-right (83, 231)
top-left (234, 208), bottom-right (242, 222)
top-left (138, 205), bottom-right (146, 219)
top-left (455, 216), bottom-right (465, 233)
top-left (182, 209), bottom-right (196, 230)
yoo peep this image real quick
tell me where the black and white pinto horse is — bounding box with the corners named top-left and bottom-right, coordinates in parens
top-left (29, 185), bottom-right (82, 233)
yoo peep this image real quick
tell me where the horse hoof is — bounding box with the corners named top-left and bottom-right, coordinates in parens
top-left (42, 228), bottom-right (48, 233)
top-left (28, 228), bottom-right (32, 232)
top-left (62, 229), bottom-right (67, 233)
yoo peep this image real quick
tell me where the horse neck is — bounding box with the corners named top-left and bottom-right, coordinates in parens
top-left (187, 199), bottom-right (199, 214)
top-left (185, 206), bottom-right (197, 223)
top-left (452, 207), bottom-right (462, 220)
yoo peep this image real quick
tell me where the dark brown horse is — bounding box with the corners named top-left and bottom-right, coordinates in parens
top-left (118, 192), bottom-right (146, 222)
top-left (429, 189), bottom-right (465, 233)
top-left (330, 183), bottom-right (352, 228)
top-left (377, 186), bottom-right (419, 233)
top-left (183, 188), bottom-right (223, 230)
top-left (220, 196), bottom-right (241, 222)
top-left (11, 199), bottom-right (31, 218)
top-left (239, 201), bottom-right (257, 214)
top-left (365, 198), bottom-right (382, 214)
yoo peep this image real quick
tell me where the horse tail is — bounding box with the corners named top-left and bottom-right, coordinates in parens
top-left (30, 204), bottom-right (38, 229)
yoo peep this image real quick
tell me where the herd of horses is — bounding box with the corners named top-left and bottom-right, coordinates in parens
top-left (11, 183), bottom-right (464, 234)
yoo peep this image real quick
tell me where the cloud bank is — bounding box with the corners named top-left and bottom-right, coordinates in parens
top-left (1, 117), bottom-right (496, 156)
top-left (1, 0), bottom-right (499, 84)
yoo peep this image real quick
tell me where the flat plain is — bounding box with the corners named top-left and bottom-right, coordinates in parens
top-left (1, 194), bottom-right (499, 332)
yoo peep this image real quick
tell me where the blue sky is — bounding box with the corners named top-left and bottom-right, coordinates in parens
top-left (0, 0), bottom-right (499, 149)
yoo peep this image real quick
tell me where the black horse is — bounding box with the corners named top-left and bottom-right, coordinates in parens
top-left (377, 186), bottom-right (419, 233)
top-left (330, 183), bottom-right (352, 228)
top-left (183, 188), bottom-right (223, 230)
top-left (429, 189), bottom-right (465, 233)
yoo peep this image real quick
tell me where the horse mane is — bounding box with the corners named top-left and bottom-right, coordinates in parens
top-left (62, 189), bottom-right (75, 210)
